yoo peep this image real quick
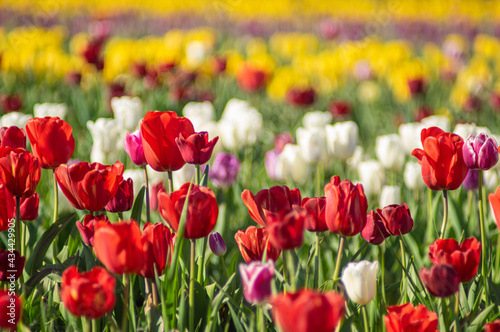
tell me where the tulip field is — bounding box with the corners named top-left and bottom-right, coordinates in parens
top-left (6, 1), bottom-right (500, 331)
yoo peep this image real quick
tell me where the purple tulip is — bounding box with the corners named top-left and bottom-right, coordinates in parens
top-left (124, 130), bottom-right (147, 166)
top-left (239, 260), bottom-right (274, 305)
top-left (209, 232), bottom-right (227, 256)
top-left (208, 153), bottom-right (240, 188)
top-left (265, 149), bottom-right (280, 180)
top-left (462, 169), bottom-right (479, 191)
top-left (463, 133), bottom-right (499, 170)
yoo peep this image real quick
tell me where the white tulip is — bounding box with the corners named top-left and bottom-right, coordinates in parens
top-left (357, 160), bottom-right (385, 197)
top-left (379, 186), bottom-right (402, 207)
top-left (34, 103), bottom-right (67, 120)
top-left (111, 96), bottom-right (143, 132)
top-left (87, 118), bottom-right (122, 164)
top-left (198, 120), bottom-right (223, 155)
top-left (0, 112), bottom-right (32, 129)
top-left (347, 146), bottom-right (365, 169)
top-left (325, 121), bottom-right (359, 159)
top-left (123, 169), bottom-right (145, 196)
top-left (275, 144), bottom-right (311, 184)
top-left (185, 40), bottom-right (209, 67)
top-left (341, 260), bottom-right (379, 305)
top-left (484, 169), bottom-right (499, 190)
top-left (302, 111), bottom-right (332, 129)
top-left (421, 115), bottom-right (451, 132)
top-left (398, 122), bottom-right (424, 153)
top-left (296, 127), bottom-right (328, 163)
top-left (404, 161), bottom-right (426, 190)
top-left (453, 123), bottom-right (491, 141)
top-left (375, 134), bottom-right (405, 171)
top-left (183, 101), bottom-right (216, 131)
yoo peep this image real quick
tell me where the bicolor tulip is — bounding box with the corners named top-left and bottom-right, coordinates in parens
top-left (234, 226), bottom-right (281, 263)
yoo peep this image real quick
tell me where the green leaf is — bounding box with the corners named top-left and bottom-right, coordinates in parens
top-left (201, 165), bottom-right (210, 187)
top-left (130, 185), bottom-right (146, 223)
top-left (25, 213), bottom-right (76, 275)
top-left (467, 304), bottom-right (495, 332)
top-left (227, 302), bottom-right (244, 332)
top-left (23, 265), bottom-right (62, 299)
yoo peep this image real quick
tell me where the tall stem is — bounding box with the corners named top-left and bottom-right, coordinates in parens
top-left (439, 190), bottom-right (448, 239)
top-left (380, 243), bottom-right (386, 304)
top-left (53, 170), bottom-right (59, 263)
top-left (195, 164), bottom-right (201, 185)
top-left (454, 295), bottom-right (460, 332)
top-left (399, 236), bottom-right (408, 303)
top-left (143, 166), bottom-right (150, 225)
top-left (332, 236), bottom-right (346, 289)
top-left (361, 305), bottom-right (370, 332)
top-left (314, 233), bottom-right (321, 289)
top-left (197, 237), bottom-right (207, 284)
top-left (258, 306), bottom-right (265, 332)
top-left (189, 239), bottom-right (196, 332)
top-left (167, 171), bottom-right (174, 194)
top-left (122, 275), bottom-right (130, 332)
top-left (287, 250), bottom-right (296, 291)
top-left (478, 170), bottom-right (489, 307)
top-left (282, 252), bottom-right (288, 291)
top-left (151, 279), bottom-right (159, 307)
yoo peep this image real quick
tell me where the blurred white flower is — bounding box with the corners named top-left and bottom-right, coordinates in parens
top-left (302, 111), bottom-right (332, 129)
top-left (404, 161), bottom-right (426, 190)
top-left (375, 134), bottom-right (405, 171)
top-left (183, 101), bottom-right (216, 131)
top-left (34, 103), bottom-right (67, 120)
top-left (341, 260), bottom-right (378, 305)
top-left (185, 41), bottom-right (209, 67)
top-left (275, 144), bottom-right (311, 184)
top-left (398, 122), bottom-right (424, 153)
top-left (123, 169), bottom-right (145, 196)
top-left (173, 163), bottom-right (196, 190)
top-left (484, 169), bottom-right (499, 190)
top-left (87, 118), bottom-right (122, 164)
top-left (453, 123), bottom-right (491, 141)
top-left (347, 146), bottom-right (365, 169)
top-left (111, 96), bottom-right (143, 132)
top-left (296, 127), bottom-right (328, 163)
top-left (0, 112), bottom-right (32, 129)
top-left (421, 115), bottom-right (451, 132)
top-left (379, 186), bottom-right (402, 207)
top-left (325, 121), bottom-right (359, 159)
top-left (218, 99), bottom-right (262, 151)
top-left (357, 160), bottom-right (385, 196)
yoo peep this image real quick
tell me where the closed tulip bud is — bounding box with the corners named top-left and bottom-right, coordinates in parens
top-left (60, 266), bottom-right (115, 319)
top-left (404, 161), bottom-right (426, 190)
top-left (485, 320), bottom-right (500, 332)
top-left (275, 144), bottom-right (311, 184)
top-left (267, 208), bottom-right (306, 250)
top-left (140, 222), bottom-right (174, 279)
top-left (0, 126), bottom-right (26, 149)
top-left (379, 186), bottom-right (402, 208)
top-left (235, 226), bottom-right (281, 263)
top-left (325, 121), bottom-right (359, 159)
top-left (296, 127), bottom-right (328, 163)
top-left (378, 203), bottom-right (413, 236)
top-left (375, 134), bottom-right (405, 171)
top-left (239, 260), bottom-right (274, 304)
top-left (0, 249), bottom-right (24, 281)
top-left (18, 193), bottom-right (39, 221)
top-left (286, 86), bottom-right (316, 107)
top-left (341, 260), bottom-right (378, 305)
top-left (105, 178), bottom-right (134, 213)
top-left (0, 290), bottom-right (21, 329)
top-left (209, 232), bottom-right (227, 256)
top-left (0, 94), bottom-right (22, 113)
top-left (175, 131), bottom-right (219, 165)
top-left (407, 77), bottom-right (426, 97)
top-left (76, 214), bottom-right (110, 247)
top-left (0, 147), bottom-right (41, 198)
top-left (463, 133), bottom-right (499, 170)
top-left (362, 210), bottom-right (390, 245)
top-left (420, 264), bottom-right (460, 298)
top-left (301, 197), bottom-right (328, 232)
top-left (384, 303), bottom-right (438, 332)
top-left (124, 130), bottom-right (147, 166)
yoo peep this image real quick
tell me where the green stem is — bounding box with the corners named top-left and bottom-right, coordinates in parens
top-left (221, 256), bottom-right (227, 280)
top-left (332, 236), bottom-right (346, 289)
top-left (258, 306), bottom-right (265, 332)
top-left (84, 318), bottom-right (91, 332)
top-left (454, 295), bottom-right (460, 332)
top-left (287, 250), bottom-right (296, 291)
top-left (478, 170), bottom-right (490, 307)
top-left (399, 236), bottom-right (408, 303)
top-left (314, 232), bottom-right (321, 289)
top-left (282, 252), bottom-right (289, 291)
top-left (151, 279), bottom-right (159, 307)
top-left (189, 239), bottom-right (196, 332)
top-left (439, 190), bottom-right (448, 239)
top-left (441, 298), bottom-right (449, 332)
top-left (143, 166), bottom-right (150, 224)
top-left (92, 318), bottom-right (98, 332)
top-left (195, 164), bottom-right (201, 185)
top-left (197, 236), bottom-right (207, 284)
top-left (122, 275), bottom-right (130, 332)
top-left (426, 188), bottom-right (434, 242)
top-left (361, 305), bottom-right (370, 332)
top-left (53, 170), bottom-right (59, 263)
top-left (167, 171), bottom-right (174, 194)
top-left (380, 243), bottom-right (386, 305)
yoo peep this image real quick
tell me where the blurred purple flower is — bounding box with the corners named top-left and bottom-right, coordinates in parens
top-left (209, 153), bottom-right (240, 188)
top-left (462, 169), bottom-right (479, 191)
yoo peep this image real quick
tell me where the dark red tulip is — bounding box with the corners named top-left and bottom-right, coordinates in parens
top-left (286, 87), bottom-right (316, 107)
top-left (428, 237), bottom-right (481, 283)
top-left (140, 222), bottom-right (174, 279)
top-left (105, 178), bottom-right (134, 213)
top-left (65, 71), bottom-right (82, 86)
top-left (0, 147), bottom-right (41, 198)
top-left (0, 249), bottom-right (25, 281)
top-left (26, 117), bottom-right (75, 169)
top-left (420, 264), bottom-right (460, 298)
top-left (149, 181), bottom-right (165, 211)
top-left (241, 186), bottom-right (302, 227)
top-left (485, 319), bottom-right (500, 332)
top-left (60, 266), bottom-right (115, 319)
top-left (235, 225), bottom-right (281, 263)
top-left (414, 105), bottom-right (433, 122)
top-left (0, 127), bottom-right (26, 149)
top-left (211, 56), bottom-right (227, 74)
top-left (158, 183), bottom-right (218, 239)
top-left (0, 94), bottom-right (22, 113)
top-left (301, 197), bottom-right (328, 232)
top-left (0, 183), bottom-right (15, 232)
top-left (324, 176), bottom-right (368, 237)
top-left (94, 220), bottom-right (144, 275)
top-left (175, 131), bottom-right (219, 165)
top-left (140, 111), bottom-right (194, 172)
top-left (130, 61), bottom-right (148, 78)
top-left (55, 161), bottom-right (124, 212)
top-left (384, 303), bottom-right (438, 332)
top-left (0, 290), bottom-right (21, 329)
top-left (463, 94), bottom-right (481, 113)
top-left (18, 193), bottom-right (39, 221)
top-left (328, 100), bottom-right (352, 120)
top-left (76, 214), bottom-right (110, 247)
top-left (267, 208), bottom-right (306, 250)
top-left (378, 203), bottom-right (413, 236)
top-left (407, 77), bottom-right (426, 97)
top-left (362, 210), bottom-right (391, 245)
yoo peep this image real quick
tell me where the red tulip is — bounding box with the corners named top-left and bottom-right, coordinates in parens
top-left (285, 87), bottom-right (316, 107)
top-left (377, 203), bottom-right (413, 236)
top-left (140, 111), bottom-right (194, 172)
top-left (55, 161), bottom-right (124, 212)
top-left (411, 127), bottom-right (468, 191)
top-left (301, 197), bottom-right (328, 232)
top-left (105, 178), bottom-right (134, 213)
top-left (76, 214), bottom-right (110, 247)
top-left (428, 237), bottom-right (481, 283)
top-left (149, 181), bottom-right (165, 211)
top-left (18, 193), bottom-right (39, 221)
top-left (0, 127), bottom-right (26, 149)
top-left (0, 94), bottom-right (22, 113)
top-left (489, 186), bottom-right (500, 230)
top-left (407, 77), bottom-right (426, 97)
top-left (0, 290), bottom-right (21, 329)
top-left (93, 220), bottom-right (144, 275)
top-left (271, 289), bottom-right (345, 332)
top-left (485, 320), bottom-right (500, 332)
top-left (241, 186), bottom-right (302, 227)
top-left (0, 147), bottom-right (41, 198)
top-left (0, 183), bottom-right (14, 232)
top-left (420, 264), bottom-right (460, 298)
top-left (267, 208), bottom-right (306, 250)
top-left (361, 210), bottom-right (390, 245)
top-left (234, 226), bottom-right (281, 263)
top-left (328, 100), bottom-right (352, 120)
top-left (324, 176), bottom-right (368, 237)
top-left (175, 131), bottom-right (219, 165)
top-left (25, 117), bottom-right (75, 169)
top-left (60, 266), bottom-right (115, 319)
top-left (158, 183), bottom-right (218, 239)
top-left (139, 222), bottom-right (174, 279)
top-left (236, 64), bottom-right (268, 92)
top-left (384, 303), bottom-right (438, 332)
top-left (0, 249), bottom-right (24, 281)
